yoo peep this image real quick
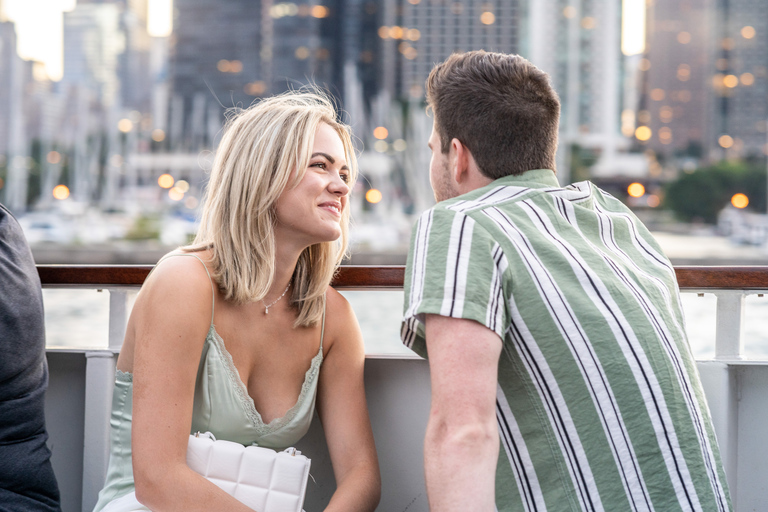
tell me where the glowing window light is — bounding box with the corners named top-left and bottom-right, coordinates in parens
top-left (741, 73), bottom-right (755, 86)
top-left (118, 119), bottom-right (133, 133)
top-left (365, 188), bottom-right (383, 204)
top-left (151, 129), bottom-right (166, 142)
top-left (169, 187), bottom-right (185, 201)
top-left (480, 12), bottom-right (495, 25)
top-left (52, 185), bottom-right (70, 200)
top-left (627, 183), bottom-right (645, 198)
top-left (723, 74), bottom-right (739, 88)
top-left (373, 127), bottom-right (388, 140)
top-left (719, 135), bottom-right (734, 148)
top-left (731, 193), bottom-right (749, 209)
top-left (47, 151), bottom-right (61, 164)
top-left (647, 195), bottom-right (661, 208)
top-left (175, 180), bottom-right (190, 193)
top-left (741, 26), bottom-right (756, 39)
top-left (311, 5), bottom-right (329, 18)
top-left (635, 126), bottom-right (652, 141)
top-left (158, 174), bottom-right (175, 188)
top-left (581, 16), bottom-right (596, 29)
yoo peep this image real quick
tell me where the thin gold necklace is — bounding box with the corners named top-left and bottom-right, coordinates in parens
top-left (263, 280), bottom-right (291, 314)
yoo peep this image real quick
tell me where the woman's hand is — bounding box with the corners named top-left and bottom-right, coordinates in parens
top-left (316, 288), bottom-right (382, 511)
top-left (127, 255), bottom-right (253, 511)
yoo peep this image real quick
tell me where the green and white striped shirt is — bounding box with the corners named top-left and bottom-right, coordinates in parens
top-left (401, 169), bottom-right (731, 511)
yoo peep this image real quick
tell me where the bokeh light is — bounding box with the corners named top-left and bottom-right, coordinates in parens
top-left (158, 173), bottom-right (174, 188)
top-left (731, 193), bottom-right (749, 209)
top-left (635, 126), bottom-right (652, 141)
top-left (365, 188), bottom-right (383, 204)
top-left (52, 184), bottom-right (70, 200)
top-left (627, 183), bottom-right (646, 198)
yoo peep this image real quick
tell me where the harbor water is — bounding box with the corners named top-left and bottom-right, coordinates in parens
top-left (43, 288), bottom-right (768, 359)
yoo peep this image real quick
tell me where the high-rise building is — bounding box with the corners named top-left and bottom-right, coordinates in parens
top-left (713, 0), bottom-right (768, 160)
top-left (528, 0), bottom-right (628, 182)
top-left (62, 3), bottom-right (125, 108)
top-left (0, 19), bottom-right (31, 211)
top-left (399, 0), bottom-right (521, 99)
top-left (170, 0), bottom-right (361, 149)
top-left (642, 0), bottom-right (714, 162)
top-left (643, 0), bottom-right (768, 164)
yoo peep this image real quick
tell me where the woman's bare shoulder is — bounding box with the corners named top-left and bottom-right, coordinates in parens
top-left (321, 286), bottom-right (363, 351)
top-left (135, 249), bottom-right (216, 317)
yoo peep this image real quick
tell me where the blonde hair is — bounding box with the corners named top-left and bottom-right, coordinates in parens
top-left (184, 90), bottom-right (357, 327)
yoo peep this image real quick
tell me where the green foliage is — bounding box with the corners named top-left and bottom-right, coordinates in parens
top-left (124, 214), bottom-right (160, 240)
top-left (664, 161), bottom-right (767, 223)
top-left (569, 144), bottom-right (599, 183)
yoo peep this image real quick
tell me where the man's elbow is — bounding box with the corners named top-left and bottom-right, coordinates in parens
top-left (426, 413), bottom-right (498, 454)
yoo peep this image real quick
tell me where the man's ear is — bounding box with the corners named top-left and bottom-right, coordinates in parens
top-left (450, 138), bottom-right (470, 185)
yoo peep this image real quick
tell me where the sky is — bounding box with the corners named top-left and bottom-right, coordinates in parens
top-left (1, 0), bottom-right (172, 81)
top-left (1, 0), bottom-right (644, 82)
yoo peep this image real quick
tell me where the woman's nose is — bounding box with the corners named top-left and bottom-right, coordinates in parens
top-left (330, 174), bottom-right (350, 196)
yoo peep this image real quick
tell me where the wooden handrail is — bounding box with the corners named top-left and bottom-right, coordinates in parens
top-left (36, 265), bottom-right (768, 290)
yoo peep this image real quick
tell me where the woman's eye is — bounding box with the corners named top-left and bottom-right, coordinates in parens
top-left (311, 161), bottom-right (326, 169)
top-left (340, 173), bottom-right (349, 183)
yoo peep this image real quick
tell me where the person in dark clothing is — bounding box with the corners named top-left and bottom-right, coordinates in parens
top-left (0, 203), bottom-right (60, 511)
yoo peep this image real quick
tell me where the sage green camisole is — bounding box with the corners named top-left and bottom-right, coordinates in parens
top-left (93, 254), bottom-right (325, 511)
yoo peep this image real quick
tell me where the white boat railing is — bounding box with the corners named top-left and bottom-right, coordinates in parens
top-left (39, 265), bottom-right (768, 512)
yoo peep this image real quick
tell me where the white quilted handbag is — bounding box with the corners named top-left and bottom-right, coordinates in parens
top-left (186, 431), bottom-right (311, 512)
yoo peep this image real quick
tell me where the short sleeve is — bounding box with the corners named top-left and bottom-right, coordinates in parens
top-left (400, 206), bottom-right (509, 358)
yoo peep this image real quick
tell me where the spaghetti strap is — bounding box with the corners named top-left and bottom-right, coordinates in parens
top-left (152, 253), bottom-right (216, 327)
top-left (319, 294), bottom-right (326, 351)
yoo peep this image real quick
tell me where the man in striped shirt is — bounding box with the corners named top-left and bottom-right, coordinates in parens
top-left (401, 51), bottom-right (731, 511)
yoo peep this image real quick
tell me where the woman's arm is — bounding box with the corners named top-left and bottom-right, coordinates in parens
top-left (128, 256), bottom-right (253, 512)
top-left (316, 289), bottom-right (381, 511)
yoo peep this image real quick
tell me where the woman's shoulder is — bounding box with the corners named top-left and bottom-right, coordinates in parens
top-left (321, 286), bottom-right (362, 343)
top-left (139, 249), bottom-right (216, 306)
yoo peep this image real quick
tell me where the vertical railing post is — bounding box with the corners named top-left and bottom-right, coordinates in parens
top-left (80, 290), bottom-right (128, 511)
top-left (714, 291), bottom-right (745, 360)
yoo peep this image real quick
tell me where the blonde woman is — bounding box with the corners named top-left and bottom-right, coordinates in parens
top-left (94, 91), bottom-right (381, 511)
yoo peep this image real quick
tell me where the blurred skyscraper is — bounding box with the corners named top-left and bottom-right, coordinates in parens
top-left (528, 0), bottom-right (629, 183)
top-left (712, 0), bottom-right (768, 161)
top-left (62, 3), bottom-right (124, 108)
top-left (642, 0), bottom-right (714, 163)
top-left (643, 0), bottom-right (768, 164)
top-left (170, 0), bottom-right (356, 149)
top-left (399, 0), bottom-right (521, 99)
top-left (0, 17), bottom-right (31, 212)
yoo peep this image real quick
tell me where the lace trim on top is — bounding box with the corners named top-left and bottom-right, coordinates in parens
top-left (115, 369), bottom-right (133, 382)
top-left (207, 324), bottom-right (323, 435)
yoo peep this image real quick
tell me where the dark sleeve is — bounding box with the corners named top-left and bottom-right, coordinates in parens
top-left (0, 203), bottom-right (60, 511)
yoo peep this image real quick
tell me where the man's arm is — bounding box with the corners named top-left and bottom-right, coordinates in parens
top-left (424, 313), bottom-right (502, 511)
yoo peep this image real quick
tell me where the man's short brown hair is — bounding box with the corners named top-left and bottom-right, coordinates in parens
top-left (426, 51), bottom-right (561, 179)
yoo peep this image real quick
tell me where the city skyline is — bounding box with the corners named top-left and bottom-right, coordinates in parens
top-left (0, 0), bottom-right (171, 80)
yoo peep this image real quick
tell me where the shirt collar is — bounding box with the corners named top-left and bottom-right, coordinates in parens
top-left (491, 168), bottom-right (560, 188)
